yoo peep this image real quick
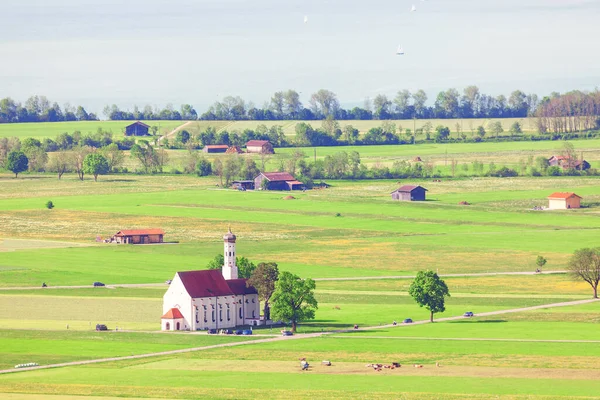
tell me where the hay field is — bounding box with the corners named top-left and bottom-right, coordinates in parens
top-left (0, 121), bottom-right (184, 139)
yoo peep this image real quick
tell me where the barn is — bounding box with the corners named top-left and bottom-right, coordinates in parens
top-left (203, 145), bottom-right (229, 154)
top-left (254, 172), bottom-right (303, 191)
top-left (391, 185), bottom-right (428, 201)
top-left (124, 121), bottom-right (150, 136)
top-left (246, 140), bottom-right (274, 154)
top-left (547, 192), bottom-right (582, 210)
top-left (113, 229), bottom-right (165, 244)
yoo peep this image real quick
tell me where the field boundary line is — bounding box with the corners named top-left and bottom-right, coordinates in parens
top-left (329, 336), bottom-right (600, 343)
top-left (314, 271), bottom-right (567, 281)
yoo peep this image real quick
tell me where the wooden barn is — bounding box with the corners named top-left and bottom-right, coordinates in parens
top-left (203, 145), bottom-right (229, 153)
top-left (113, 229), bottom-right (165, 244)
top-left (255, 172), bottom-right (303, 191)
top-left (547, 192), bottom-right (582, 210)
top-left (232, 180), bottom-right (255, 190)
top-left (124, 121), bottom-right (150, 136)
top-left (548, 156), bottom-right (590, 171)
top-left (246, 140), bottom-right (274, 154)
top-left (391, 185), bottom-right (428, 201)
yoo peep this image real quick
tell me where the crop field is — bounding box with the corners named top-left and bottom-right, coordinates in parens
top-left (0, 117), bottom-right (541, 139)
top-left (1, 140), bottom-right (599, 399)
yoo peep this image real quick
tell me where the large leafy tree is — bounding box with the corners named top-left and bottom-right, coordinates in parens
top-left (247, 262), bottom-right (279, 320)
top-left (270, 271), bottom-right (318, 332)
top-left (6, 151), bottom-right (28, 178)
top-left (206, 254), bottom-right (255, 279)
top-left (409, 270), bottom-right (450, 322)
top-left (83, 153), bottom-right (109, 181)
top-left (568, 248), bottom-right (600, 298)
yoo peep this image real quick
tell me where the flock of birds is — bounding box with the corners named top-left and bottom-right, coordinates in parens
top-left (303, 0), bottom-right (427, 56)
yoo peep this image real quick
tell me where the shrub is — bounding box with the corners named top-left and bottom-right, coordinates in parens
top-left (46, 201), bottom-right (54, 209)
top-left (547, 166), bottom-right (562, 176)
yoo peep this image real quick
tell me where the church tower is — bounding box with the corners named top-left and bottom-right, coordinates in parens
top-left (222, 228), bottom-right (238, 280)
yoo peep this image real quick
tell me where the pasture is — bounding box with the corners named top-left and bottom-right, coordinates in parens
top-left (1, 150), bottom-right (599, 399)
top-left (0, 121), bottom-right (184, 139)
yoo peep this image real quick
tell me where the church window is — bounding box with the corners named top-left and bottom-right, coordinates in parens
top-left (195, 307), bottom-right (199, 323)
top-left (204, 310), bottom-right (207, 323)
top-left (239, 308), bottom-right (243, 319)
top-left (219, 310), bottom-right (223, 321)
top-left (212, 311), bottom-right (215, 322)
top-left (252, 298), bottom-right (255, 303)
top-left (227, 309), bottom-right (230, 321)
top-left (252, 310), bottom-right (255, 318)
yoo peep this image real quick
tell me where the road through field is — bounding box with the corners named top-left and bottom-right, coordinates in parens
top-left (0, 271), bottom-right (567, 290)
top-left (157, 121), bottom-right (194, 143)
top-left (0, 298), bottom-right (597, 376)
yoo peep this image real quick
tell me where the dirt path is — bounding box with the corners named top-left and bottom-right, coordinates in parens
top-left (0, 271), bottom-right (567, 291)
top-left (1, 298), bottom-right (596, 376)
top-left (157, 121), bottom-right (194, 144)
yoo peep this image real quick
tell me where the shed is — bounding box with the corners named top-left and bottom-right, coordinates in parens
top-left (547, 192), bottom-right (581, 210)
top-left (254, 172), bottom-right (302, 191)
top-left (391, 185), bottom-right (428, 201)
top-left (203, 145), bottom-right (229, 153)
top-left (113, 229), bottom-right (165, 244)
top-left (161, 308), bottom-right (184, 331)
top-left (232, 180), bottom-right (255, 190)
top-left (246, 140), bottom-right (274, 154)
top-left (125, 121), bottom-right (150, 136)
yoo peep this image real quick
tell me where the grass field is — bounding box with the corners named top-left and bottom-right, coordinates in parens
top-left (1, 145), bottom-right (600, 399)
top-left (0, 117), bottom-right (541, 140)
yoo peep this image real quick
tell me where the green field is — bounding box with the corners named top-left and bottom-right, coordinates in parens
top-left (1, 141), bottom-right (600, 399)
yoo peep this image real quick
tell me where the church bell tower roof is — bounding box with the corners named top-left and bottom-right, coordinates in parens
top-left (223, 227), bottom-right (236, 242)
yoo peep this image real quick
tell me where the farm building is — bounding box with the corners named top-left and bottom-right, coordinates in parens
top-left (548, 156), bottom-right (590, 171)
top-left (203, 145), bottom-right (229, 153)
top-left (391, 185), bottom-right (428, 201)
top-left (225, 146), bottom-right (243, 154)
top-left (161, 230), bottom-right (260, 331)
top-left (255, 172), bottom-right (303, 191)
top-left (232, 180), bottom-right (255, 190)
top-left (124, 121), bottom-right (150, 136)
top-left (547, 192), bottom-right (582, 210)
top-left (112, 229), bottom-right (165, 244)
top-left (246, 140), bottom-right (274, 154)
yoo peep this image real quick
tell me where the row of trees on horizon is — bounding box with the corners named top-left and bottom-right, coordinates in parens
top-left (1, 87), bottom-right (600, 130)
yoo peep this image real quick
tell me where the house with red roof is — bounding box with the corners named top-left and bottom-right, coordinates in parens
top-left (547, 192), bottom-right (582, 210)
top-left (161, 229), bottom-right (260, 331)
top-left (391, 185), bottom-right (428, 201)
top-left (245, 140), bottom-right (274, 154)
top-left (255, 172), bottom-right (304, 191)
top-left (113, 229), bottom-right (165, 244)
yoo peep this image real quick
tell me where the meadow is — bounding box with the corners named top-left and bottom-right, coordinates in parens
top-left (0, 121), bottom-right (184, 139)
top-left (1, 142), bottom-right (600, 398)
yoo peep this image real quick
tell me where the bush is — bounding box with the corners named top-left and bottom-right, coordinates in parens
top-left (547, 166), bottom-right (562, 176)
top-left (45, 201), bottom-right (54, 209)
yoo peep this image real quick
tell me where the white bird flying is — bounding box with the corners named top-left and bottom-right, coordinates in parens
top-left (396, 45), bottom-right (405, 55)
top-left (411, 4), bottom-right (417, 12)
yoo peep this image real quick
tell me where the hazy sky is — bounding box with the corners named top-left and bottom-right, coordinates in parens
top-left (1, 0), bottom-right (599, 115)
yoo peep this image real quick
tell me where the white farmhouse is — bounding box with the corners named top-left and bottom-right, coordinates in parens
top-left (161, 229), bottom-right (260, 331)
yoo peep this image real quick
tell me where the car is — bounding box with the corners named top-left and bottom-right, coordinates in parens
top-left (222, 329), bottom-right (233, 335)
top-left (165, 279), bottom-right (172, 285)
top-left (95, 324), bottom-right (108, 331)
top-left (281, 330), bottom-right (293, 336)
top-left (403, 318), bottom-right (413, 324)
top-left (463, 311), bottom-right (474, 317)
top-left (235, 330), bottom-right (244, 335)
top-left (242, 329), bottom-right (253, 335)
top-left (207, 329), bottom-right (217, 334)
top-left (93, 282), bottom-right (105, 287)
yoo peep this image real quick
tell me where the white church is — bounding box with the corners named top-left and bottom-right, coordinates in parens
top-left (161, 229), bottom-right (260, 331)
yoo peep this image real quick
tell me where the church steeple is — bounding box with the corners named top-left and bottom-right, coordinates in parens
top-left (222, 228), bottom-right (238, 280)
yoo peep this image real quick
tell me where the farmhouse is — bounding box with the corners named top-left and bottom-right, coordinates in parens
top-left (391, 185), bottom-right (428, 201)
top-left (547, 192), bottom-right (582, 210)
top-left (161, 230), bottom-right (260, 331)
top-left (124, 121), bottom-right (150, 136)
top-left (113, 229), bottom-right (165, 244)
top-left (548, 155), bottom-right (590, 171)
top-left (255, 172), bottom-right (303, 191)
top-left (203, 145), bottom-right (229, 153)
top-left (246, 140), bottom-right (274, 154)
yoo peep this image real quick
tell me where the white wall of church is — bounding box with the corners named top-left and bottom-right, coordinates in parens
top-left (162, 274), bottom-right (192, 331)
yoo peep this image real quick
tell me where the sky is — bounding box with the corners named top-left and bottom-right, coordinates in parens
top-left (1, 0), bottom-right (599, 115)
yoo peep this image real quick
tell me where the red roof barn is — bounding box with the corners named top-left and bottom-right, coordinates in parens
top-left (113, 229), bottom-right (165, 244)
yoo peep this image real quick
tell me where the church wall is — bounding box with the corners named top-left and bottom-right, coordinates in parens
top-left (162, 274), bottom-right (192, 331)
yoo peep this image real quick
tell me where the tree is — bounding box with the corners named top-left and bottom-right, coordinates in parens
top-left (476, 126), bottom-right (486, 138)
top-left (434, 125), bottom-right (450, 142)
top-left (46, 200), bottom-right (54, 209)
top-left (206, 254), bottom-right (224, 270)
top-left (100, 143), bottom-right (124, 172)
top-left (567, 248), bottom-right (600, 298)
top-left (237, 257), bottom-right (256, 279)
top-left (490, 121), bottom-right (504, 139)
top-left (83, 153), bottom-right (109, 181)
top-left (130, 141), bottom-right (155, 174)
top-left (6, 151), bottom-right (28, 178)
top-left (509, 121), bottom-right (522, 135)
top-left (408, 270), bottom-right (450, 322)
top-left (536, 255), bottom-right (547, 272)
top-left (247, 262), bottom-right (279, 320)
top-left (270, 271), bottom-right (318, 332)
top-left (71, 146), bottom-right (91, 181)
top-left (47, 150), bottom-right (71, 179)
top-left (196, 157), bottom-right (212, 176)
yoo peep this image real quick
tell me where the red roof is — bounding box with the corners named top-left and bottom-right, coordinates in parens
top-left (246, 140), bottom-right (270, 147)
top-left (115, 229), bottom-right (165, 236)
top-left (227, 279), bottom-right (258, 295)
top-left (178, 270), bottom-right (234, 298)
top-left (286, 180), bottom-right (303, 185)
top-left (547, 192), bottom-right (581, 199)
top-left (161, 308), bottom-right (184, 319)
top-left (393, 185), bottom-right (428, 193)
top-left (205, 145), bottom-right (229, 149)
top-left (261, 172), bottom-right (295, 182)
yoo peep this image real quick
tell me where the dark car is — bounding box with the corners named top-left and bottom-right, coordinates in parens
top-left (463, 311), bottom-right (474, 317)
top-left (235, 330), bottom-right (244, 335)
top-left (281, 330), bottom-right (293, 336)
top-left (222, 329), bottom-right (233, 335)
top-left (242, 329), bottom-right (253, 335)
top-left (403, 318), bottom-right (413, 324)
top-left (207, 329), bottom-right (217, 334)
top-left (95, 324), bottom-right (108, 331)
top-left (93, 282), bottom-right (105, 287)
